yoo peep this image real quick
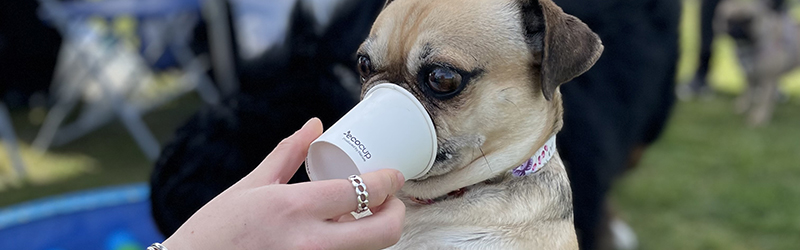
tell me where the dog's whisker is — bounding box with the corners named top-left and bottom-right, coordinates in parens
top-left (503, 97), bottom-right (520, 113)
top-left (478, 145), bottom-right (493, 174)
top-left (500, 87), bottom-right (522, 114)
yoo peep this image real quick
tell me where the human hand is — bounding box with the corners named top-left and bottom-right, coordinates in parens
top-left (162, 118), bottom-right (406, 250)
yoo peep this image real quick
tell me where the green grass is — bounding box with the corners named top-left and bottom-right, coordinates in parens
top-left (612, 1), bottom-right (800, 249)
top-left (610, 96), bottom-right (800, 250)
top-left (0, 143), bottom-right (96, 191)
top-left (0, 94), bottom-right (201, 207)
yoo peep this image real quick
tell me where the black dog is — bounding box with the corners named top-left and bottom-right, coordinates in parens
top-left (150, 0), bottom-right (382, 235)
top-left (554, 0), bottom-right (680, 248)
top-left (0, 0), bottom-right (61, 108)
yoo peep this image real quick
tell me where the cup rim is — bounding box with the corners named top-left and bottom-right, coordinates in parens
top-left (365, 83), bottom-right (438, 179)
top-left (306, 141), bottom-right (359, 181)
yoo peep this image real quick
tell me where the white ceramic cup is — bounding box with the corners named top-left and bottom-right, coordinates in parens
top-left (305, 83), bottom-right (438, 181)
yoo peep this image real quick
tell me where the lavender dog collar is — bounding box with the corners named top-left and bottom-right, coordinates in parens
top-left (511, 135), bottom-right (557, 177)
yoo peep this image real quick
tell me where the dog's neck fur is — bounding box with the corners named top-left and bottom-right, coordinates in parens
top-left (393, 149), bottom-right (574, 249)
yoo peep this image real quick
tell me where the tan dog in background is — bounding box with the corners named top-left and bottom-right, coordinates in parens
top-left (715, 0), bottom-right (798, 126)
top-left (356, 0), bottom-right (602, 248)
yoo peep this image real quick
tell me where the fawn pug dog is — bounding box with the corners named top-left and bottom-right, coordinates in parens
top-left (715, 0), bottom-right (797, 126)
top-left (356, 0), bottom-right (602, 248)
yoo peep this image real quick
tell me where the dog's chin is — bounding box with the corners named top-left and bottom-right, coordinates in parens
top-left (401, 159), bottom-right (484, 199)
top-left (401, 133), bottom-right (535, 199)
top-left (401, 134), bottom-right (550, 199)
top-left (412, 155), bottom-right (473, 181)
top-left (402, 150), bottom-right (504, 200)
top-left (412, 134), bottom-right (486, 180)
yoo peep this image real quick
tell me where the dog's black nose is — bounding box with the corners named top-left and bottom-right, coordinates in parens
top-left (728, 18), bottom-right (753, 40)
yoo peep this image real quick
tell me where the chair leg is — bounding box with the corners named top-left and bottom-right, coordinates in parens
top-left (50, 103), bottom-right (114, 147)
top-left (33, 40), bottom-right (115, 151)
top-left (89, 59), bottom-right (162, 161)
top-left (173, 45), bottom-right (221, 105)
top-left (0, 102), bottom-right (27, 180)
top-left (202, 0), bottom-right (239, 97)
top-left (116, 103), bottom-right (161, 161)
top-left (32, 95), bottom-right (80, 151)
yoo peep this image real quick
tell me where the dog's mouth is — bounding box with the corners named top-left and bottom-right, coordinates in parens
top-left (413, 135), bottom-right (486, 181)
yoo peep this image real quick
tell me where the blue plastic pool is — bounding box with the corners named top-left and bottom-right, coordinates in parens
top-left (0, 183), bottom-right (164, 250)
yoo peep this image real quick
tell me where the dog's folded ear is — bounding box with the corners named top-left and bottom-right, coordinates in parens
top-left (519, 0), bottom-right (603, 100)
top-left (384, 0), bottom-right (395, 9)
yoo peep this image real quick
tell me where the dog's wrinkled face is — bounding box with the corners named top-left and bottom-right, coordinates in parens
top-left (716, 1), bottom-right (766, 44)
top-left (357, 0), bottom-right (601, 198)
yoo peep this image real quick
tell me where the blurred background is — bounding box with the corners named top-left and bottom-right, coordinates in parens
top-left (0, 0), bottom-right (798, 249)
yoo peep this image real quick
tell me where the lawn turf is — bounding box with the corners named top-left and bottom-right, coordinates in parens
top-left (0, 94), bottom-right (202, 207)
top-left (611, 96), bottom-right (800, 250)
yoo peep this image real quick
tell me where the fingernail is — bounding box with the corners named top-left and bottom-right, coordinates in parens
top-left (302, 118), bottom-right (315, 129)
top-left (295, 118), bottom-right (316, 134)
top-left (395, 171), bottom-right (405, 189)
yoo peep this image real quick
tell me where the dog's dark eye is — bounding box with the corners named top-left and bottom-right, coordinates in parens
top-left (426, 67), bottom-right (462, 94)
top-left (357, 55), bottom-right (373, 82)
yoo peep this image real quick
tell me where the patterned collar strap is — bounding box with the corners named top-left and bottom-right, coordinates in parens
top-left (511, 135), bottom-right (557, 177)
top-left (410, 136), bottom-right (557, 205)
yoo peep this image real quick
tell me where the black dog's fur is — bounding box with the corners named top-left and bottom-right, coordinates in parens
top-left (149, 0), bottom-right (382, 235)
top-left (0, 0), bottom-right (61, 108)
top-left (554, 0), bottom-right (680, 248)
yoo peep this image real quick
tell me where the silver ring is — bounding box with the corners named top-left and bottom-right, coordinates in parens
top-left (148, 243), bottom-right (168, 250)
top-left (348, 175), bottom-right (373, 219)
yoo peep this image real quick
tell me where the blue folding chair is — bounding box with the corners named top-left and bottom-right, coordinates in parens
top-left (33, 0), bottom-right (233, 161)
